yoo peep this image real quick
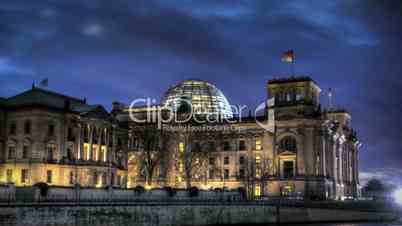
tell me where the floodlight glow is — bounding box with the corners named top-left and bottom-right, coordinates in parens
top-left (394, 188), bottom-right (402, 205)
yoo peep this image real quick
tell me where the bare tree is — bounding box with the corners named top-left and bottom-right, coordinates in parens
top-left (235, 155), bottom-right (272, 200)
top-left (131, 123), bottom-right (171, 187)
top-left (175, 128), bottom-right (212, 189)
top-left (236, 156), bottom-right (257, 199)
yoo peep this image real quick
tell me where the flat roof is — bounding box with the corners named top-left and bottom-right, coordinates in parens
top-left (268, 76), bottom-right (316, 85)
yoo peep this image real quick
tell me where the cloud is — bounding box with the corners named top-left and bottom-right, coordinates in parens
top-left (0, 0), bottom-right (401, 172)
top-left (360, 168), bottom-right (402, 187)
top-left (0, 57), bottom-right (33, 75)
top-left (82, 23), bottom-right (104, 37)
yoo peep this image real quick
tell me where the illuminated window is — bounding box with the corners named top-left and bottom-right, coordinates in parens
top-left (69, 171), bottom-right (74, 184)
top-left (6, 169), bottom-right (13, 183)
top-left (46, 170), bottom-right (52, 183)
top-left (179, 142), bottom-right (185, 153)
top-left (101, 146), bottom-right (107, 162)
top-left (178, 161), bottom-right (184, 173)
top-left (83, 143), bottom-right (89, 160)
top-left (92, 145), bottom-right (98, 161)
top-left (21, 169), bottom-right (29, 183)
top-left (281, 184), bottom-right (294, 196)
top-left (255, 185), bottom-right (261, 197)
top-left (255, 140), bottom-right (262, 151)
top-left (99, 148), bottom-right (104, 162)
top-left (47, 144), bottom-right (56, 161)
top-left (255, 155), bottom-right (261, 164)
top-left (256, 168), bottom-right (261, 179)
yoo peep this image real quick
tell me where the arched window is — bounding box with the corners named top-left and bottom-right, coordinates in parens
top-left (22, 139), bottom-right (32, 159)
top-left (7, 143), bottom-right (16, 160)
top-left (67, 147), bottom-right (74, 161)
top-left (24, 120), bottom-right (31, 134)
top-left (279, 136), bottom-right (297, 152)
top-left (84, 125), bottom-right (90, 142)
top-left (92, 127), bottom-right (98, 143)
top-left (9, 122), bottom-right (17, 135)
top-left (47, 143), bottom-right (56, 161)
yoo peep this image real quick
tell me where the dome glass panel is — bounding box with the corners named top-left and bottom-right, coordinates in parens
top-left (161, 80), bottom-right (233, 118)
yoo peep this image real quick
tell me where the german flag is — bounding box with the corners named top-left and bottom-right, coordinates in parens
top-left (281, 50), bottom-right (294, 63)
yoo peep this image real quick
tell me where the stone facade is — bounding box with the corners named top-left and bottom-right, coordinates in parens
top-left (0, 76), bottom-right (361, 200)
top-left (118, 77), bottom-right (361, 200)
top-left (0, 86), bottom-right (127, 188)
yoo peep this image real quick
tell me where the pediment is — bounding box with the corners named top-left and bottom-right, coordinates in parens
top-left (82, 105), bottom-right (112, 120)
top-left (278, 150), bottom-right (296, 155)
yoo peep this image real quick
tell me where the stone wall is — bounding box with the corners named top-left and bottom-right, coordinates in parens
top-left (0, 186), bottom-right (241, 202)
top-left (0, 185), bottom-right (15, 201)
top-left (0, 204), bottom-right (396, 226)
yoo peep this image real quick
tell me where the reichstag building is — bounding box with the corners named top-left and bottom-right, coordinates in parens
top-left (0, 76), bottom-right (361, 200)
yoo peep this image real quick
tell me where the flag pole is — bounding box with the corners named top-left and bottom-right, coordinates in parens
top-left (291, 60), bottom-right (295, 77)
top-left (328, 88), bottom-right (333, 109)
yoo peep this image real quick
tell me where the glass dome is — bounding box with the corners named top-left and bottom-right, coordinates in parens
top-left (161, 80), bottom-right (233, 119)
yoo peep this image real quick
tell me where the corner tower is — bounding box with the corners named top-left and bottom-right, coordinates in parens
top-left (267, 76), bottom-right (321, 120)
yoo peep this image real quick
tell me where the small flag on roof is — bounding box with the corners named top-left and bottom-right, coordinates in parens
top-left (281, 49), bottom-right (295, 63)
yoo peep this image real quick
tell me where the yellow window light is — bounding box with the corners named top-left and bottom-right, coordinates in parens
top-left (179, 142), bottom-right (185, 153)
top-left (255, 185), bottom-right (261, 197)
top-left (256, 140), bottom-right (262, 151)
top-left (255, 155), bottom-right (261, 164)
top-left (256, 168), bottom-right (261, 179)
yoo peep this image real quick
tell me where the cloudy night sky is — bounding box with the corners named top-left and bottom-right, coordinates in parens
top-left (0, 0), bottom-right (401, 185)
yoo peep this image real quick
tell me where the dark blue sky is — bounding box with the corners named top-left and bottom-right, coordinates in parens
top-left (1, 0), bottom-right (401, 185)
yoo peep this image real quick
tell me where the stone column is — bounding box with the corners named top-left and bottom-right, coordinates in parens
top-left (77, 124), bottom-right (82, 160)
top-left (88, 125), bottom-right (93, 160)
top-left (97, 127), bottom-right (102, 161)
top-left (332, 138), bottom-right (338, 198)
top-left (321, 136), bottom-right (326, 177)
top-left (338, 142), bottom-right (344, 199)
top-left (353, 148), bottom-right (360, 196)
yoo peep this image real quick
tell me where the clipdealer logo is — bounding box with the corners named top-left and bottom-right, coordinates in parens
top-left (128, 98), bottom-right (273, 132)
